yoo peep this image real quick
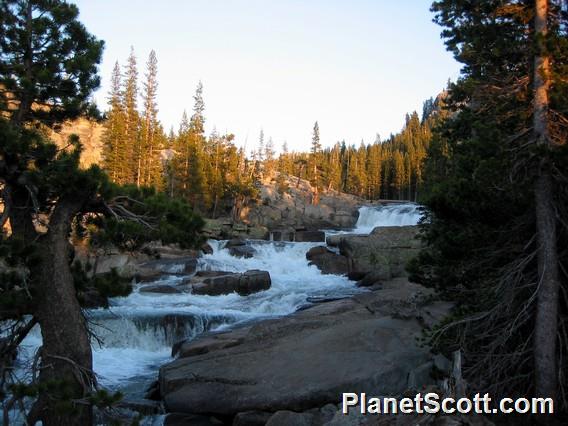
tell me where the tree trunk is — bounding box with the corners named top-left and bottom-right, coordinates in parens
top-left (33, 198), bottom-right (94, 425)
top-left (533, 0), bottom-right (560, 402)
top-left (213, 194), bottom-right (219, 219)
top-left (7, 184), bottom-right (36, 244)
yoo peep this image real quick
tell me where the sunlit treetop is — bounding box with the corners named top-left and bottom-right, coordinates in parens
top-left (0, 0), bottom-right (104, 126)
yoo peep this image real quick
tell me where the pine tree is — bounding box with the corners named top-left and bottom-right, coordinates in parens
top-left (208, 128), bottom-right (224, 217)
top-left (278, 141), bottom-right (294, 176)
top-left (140, 50), bottom-right (162, 188)
top-left (257, 129), bottom-right (265, 162)
top-left (123, 47), bottom-right (140, 185)
top-left (0, 2), bottom-right (105, 423)
top-left (392, 150), bottom-right (405, 199)
top-left (328, 142), bottom-right (343, 191)
top-left (532, 0), bottom-right (562, 403)
top-left (172, 83), bottom-right (208, 210)
top-left (264, 136), bottom-right (275, 177)
top-left (172, 110), bottom-right (191, 197)
top-left (366, 141), bottom-right (382, 200)
top-left (251, 129), bottom-right (265, 183)
top-left (102, 62), bottom-right (127, 183)
top-left (309, 121), bottom-right (322, 186)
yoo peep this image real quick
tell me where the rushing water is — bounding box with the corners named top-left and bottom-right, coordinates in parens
top-left (14, 203), bottom-right (422, 404)
top-left (353, 203), bottom-right (422, 233)
top-left (19, 241), bottom-right (363, 397)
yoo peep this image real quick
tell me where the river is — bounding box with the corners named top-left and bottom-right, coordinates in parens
top-left (13, 202), bottom-right (422, 416)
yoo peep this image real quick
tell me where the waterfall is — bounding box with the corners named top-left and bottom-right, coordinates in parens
top-left (354, 203), bottom-right (422, 233)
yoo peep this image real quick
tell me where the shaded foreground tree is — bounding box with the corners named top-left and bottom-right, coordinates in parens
top-left (0, 2), bottom-right (203, 425)
top-left (532, 0), bottom-right (561, 403)
top-left (411, 0), bottom-right (568, 417)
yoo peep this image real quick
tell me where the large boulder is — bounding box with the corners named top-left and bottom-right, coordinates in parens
top-left (89, 252), bottom-right (148, 278)
top-left (238, 270), bottom-right (272, 295)
top-left (338, 226), bottom-right (421, 280)
top-left (188, 270), bottom-right (271, 296)
top-left (228, 245), bottom-right (257, 259)
top-left (159, 279), bottom-right (449, 417)
top-left (306, 246), bottom-right (348, 275)
top-left (224, 238), bottom-right (257, 259)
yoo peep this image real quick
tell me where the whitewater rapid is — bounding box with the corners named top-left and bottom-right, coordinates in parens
top-left (16, 202), bottom-right (423, 397)
top-left (20, 241), bottom-right (363, 394)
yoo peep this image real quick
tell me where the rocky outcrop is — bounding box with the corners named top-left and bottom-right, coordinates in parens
top-left (185, 270), bottom-right (271, 296)
top-left (158, 279), bottom-right (451, 417)
top-left (329, 226), bottom-right (421, 281)
top-left (73, 243), bottom-right (202, 282)
top-left (239, 175), bottom-right (362, 230)
top-left (49, 117), bottom-right (104, 169)
top-left (306, 246), bottom-right (349, 275)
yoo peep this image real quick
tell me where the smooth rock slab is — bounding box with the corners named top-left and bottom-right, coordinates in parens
top-left (159, 280), bottom-right (448, 416)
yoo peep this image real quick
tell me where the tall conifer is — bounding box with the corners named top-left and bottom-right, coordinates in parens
top-left (141, 50), bottom-right (161, 187)
top-left (123, 47), bottom-right (140, 185)
top-left (102, 62), bottom-right (126, 183)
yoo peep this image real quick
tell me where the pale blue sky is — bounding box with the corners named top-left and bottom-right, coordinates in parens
top-left (74, 0), bottom-right (460, 152)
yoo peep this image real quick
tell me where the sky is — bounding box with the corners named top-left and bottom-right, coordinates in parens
top-left (74, 0), bottom-right (461, 153)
